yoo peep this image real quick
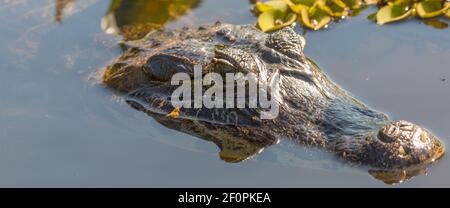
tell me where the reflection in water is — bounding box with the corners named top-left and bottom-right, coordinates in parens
top-left (368, 168), bottom-right (428, 185)
top-left (101, 0), bottom-right (202, 40)
top-left (126, 101), bottom-right (268, 163)
top-left (55, 0), bottom-right (75, 22)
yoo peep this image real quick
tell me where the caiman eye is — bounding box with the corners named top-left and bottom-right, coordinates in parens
top-left (144, 54), bottom-right (195, 81)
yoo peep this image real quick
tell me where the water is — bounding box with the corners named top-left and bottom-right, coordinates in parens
top-left (0, 0), bottom-right (449, 187)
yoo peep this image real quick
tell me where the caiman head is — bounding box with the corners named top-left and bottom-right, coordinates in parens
top-left (102, 23), bottom-right (445, 184)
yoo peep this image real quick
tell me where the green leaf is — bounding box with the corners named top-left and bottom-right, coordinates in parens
top-left (322, 0), bottom-right (349, 17)
top-left (341, 0), bottom-right (362, 9)
top-left (300, 7), bottom-right (332, 30)
top-left (255, 0), bottom-right (289, 13)
top-left (376, 4), bottom-right (412, 25)
top-left (331, 0), bottom-right (348, 9)
top-left (445, 4), bottom-right (450, 18)
top-left (290, 3), bottom-right (310, 13)
top-left (349, 4), bottom-right (367, 16)
top-left (255, 2), bottom-right (273, 12)
top-left (291, 0), bottom-right (316, 7)
top-left (318, 4), bottom-right (335, 16)
top-left (258, 10), bottom-right (297, 32)
top-left (364, 0), bottom-right (379, 5)
top-left (258, 10), bottom-right (278, 32)
top-left (416, 0), bottom-right (450, 18)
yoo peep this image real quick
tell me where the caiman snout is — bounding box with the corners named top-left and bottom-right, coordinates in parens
top-left (367, 121), bottom-right (445, 184)
top-left (373, 120), bottom-right (445, 169)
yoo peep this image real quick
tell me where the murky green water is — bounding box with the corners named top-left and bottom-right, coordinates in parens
top-left (0, 0), bottom-right (449, 187)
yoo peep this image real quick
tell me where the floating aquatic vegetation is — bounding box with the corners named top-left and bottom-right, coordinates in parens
top-left (373, 0), bottom-right (450, 24)
top-left (253, 0), bottom-right (450, 31)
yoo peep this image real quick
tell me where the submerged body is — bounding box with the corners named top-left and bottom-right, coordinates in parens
top-left (103, 23), bottom-right (444, 184)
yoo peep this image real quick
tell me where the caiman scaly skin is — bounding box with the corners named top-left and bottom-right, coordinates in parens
top-left (103, 23), bottom-right (445, 184)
